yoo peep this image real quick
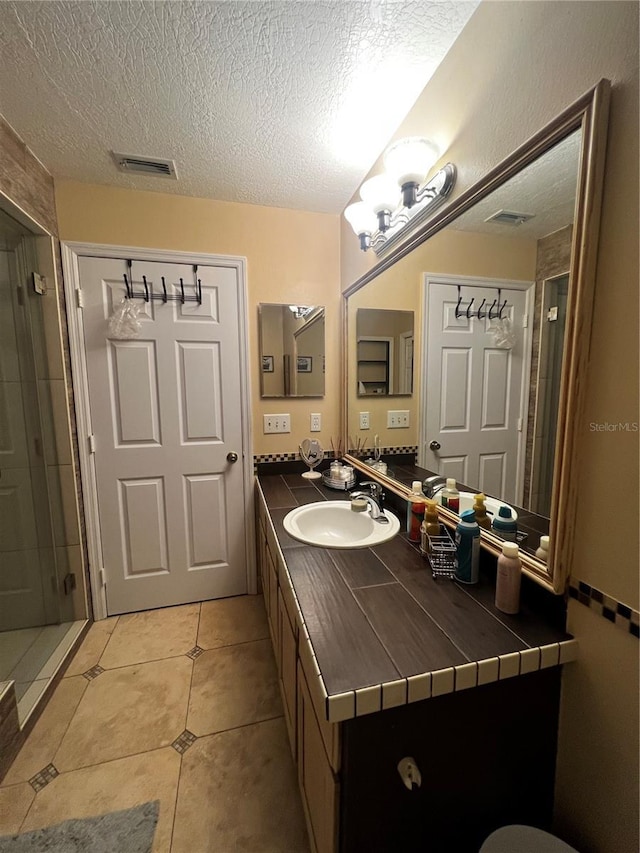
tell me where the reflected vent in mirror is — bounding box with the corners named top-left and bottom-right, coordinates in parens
top-left (484, 209), bottom-right (535, 226)
top-left (112, 152), bottom-right (178, 179)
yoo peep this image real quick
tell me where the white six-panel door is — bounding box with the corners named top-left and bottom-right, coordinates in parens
top-left (78, 257), bottom-right (247, 615)
top-left (423, 280), bottom-right (531, 505)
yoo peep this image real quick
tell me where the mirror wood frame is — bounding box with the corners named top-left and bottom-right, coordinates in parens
top-left (341, 80), bottom-right (610, 594)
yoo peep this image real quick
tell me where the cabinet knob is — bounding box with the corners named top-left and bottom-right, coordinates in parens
top-left (227, 451), bottom-right (239, 463)
top-left (397, 756), bottom-right (422, 791)
top-left (429, 440), bottom-right (441, 451)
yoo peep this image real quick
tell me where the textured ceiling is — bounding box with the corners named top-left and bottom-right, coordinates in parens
top-left (451, 130), bottom-right (581, 240)
top-left (0, 0), bottom-right (479, 213)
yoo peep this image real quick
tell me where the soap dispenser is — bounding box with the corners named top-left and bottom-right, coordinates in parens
top-left (419, 499), bottom-right (440, 556)
top-left (473, 493), bottom-right (492, 530)
top-left (408, 481), bottom-right (425, 543)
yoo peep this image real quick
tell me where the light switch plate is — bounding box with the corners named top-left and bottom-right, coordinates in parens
top-left (263, 414), bottom-right (291, 434)
top-left (387, 410), bottom-right (410, 428)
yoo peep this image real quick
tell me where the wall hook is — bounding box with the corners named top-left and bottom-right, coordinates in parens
top-left (179, 277), bottom-right (185, 304)
top-left (477, 297), bottom-right (487, 319)
top-left (123, 273), bottom-right (132, 299)
top-left (498, 288), bottom-right (508, 319)
top-left (455, 285), bottom-right (463, 319)
top-left (466, 296), bottom-right (475, 319)
top-left (142, 275), bottom-right (150, 302)
top-left (161, 276), bottom-right (168, 303)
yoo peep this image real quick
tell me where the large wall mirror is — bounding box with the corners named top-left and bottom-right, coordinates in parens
top-left (343, 81), bottom-right (610, 593)
top-left (259, 303), bottom-right (325, 397)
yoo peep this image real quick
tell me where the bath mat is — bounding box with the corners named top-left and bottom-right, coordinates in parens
top-left (0, 800), bottom-right (159, 852)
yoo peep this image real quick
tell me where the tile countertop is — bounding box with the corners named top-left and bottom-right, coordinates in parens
top-left (256, 474), bottom-right (578, 724)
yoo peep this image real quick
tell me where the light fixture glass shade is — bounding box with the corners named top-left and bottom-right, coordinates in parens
top-left (384, 137), bottom-right (439, 187)
top-left (344, 201), bottom-right (377, 236)
top-left (359, 174), bottom-right (399, 214)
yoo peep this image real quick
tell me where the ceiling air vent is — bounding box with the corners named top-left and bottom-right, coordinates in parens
top-left (112, 152), bottom-right (178, 179)
top-left (485, 209), bottom-right (534, 226)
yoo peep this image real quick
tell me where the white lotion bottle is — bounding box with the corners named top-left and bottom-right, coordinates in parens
top-left (536, 535), bottom-right (550, 563)
top-left (495, 542), bottom-right (521, 614)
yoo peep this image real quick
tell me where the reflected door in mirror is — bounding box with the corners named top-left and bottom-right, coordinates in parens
top-left (423, 279), bottom-right (532, 506)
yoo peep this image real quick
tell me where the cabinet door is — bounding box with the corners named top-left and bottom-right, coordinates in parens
top-left (266, 544), bottom-right (280, 654)
top-left (278, 587), bottom-right (297, 759)
top-left (257, 520), bottom-right (270, 614)
top-left (297, 663), bottom-right (339, 853)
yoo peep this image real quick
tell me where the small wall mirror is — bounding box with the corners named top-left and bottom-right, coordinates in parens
top-left (343, 81), bottom-right (610, 593)
top-left (259, 303), bottom-right (325, 397)
top-left (356, 309), bottom-right (414, 396)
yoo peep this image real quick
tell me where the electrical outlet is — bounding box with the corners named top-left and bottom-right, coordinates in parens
top-left (359, 411), bottom-right (370, 429)
top-left (263, 414), bottom-right (291, 434)
top-left (387, 410), bottom-right (410, 429)
top-left (310, 413), bottom-right (322, 432)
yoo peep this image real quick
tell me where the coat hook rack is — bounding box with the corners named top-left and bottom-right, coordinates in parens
top-left (455, 284), bottom-right (509, 321)
top-left (122, 260), bottom-right (202, 305)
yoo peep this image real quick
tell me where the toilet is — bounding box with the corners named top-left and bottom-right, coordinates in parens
top-left (480, 825), bottom-right (579, 852)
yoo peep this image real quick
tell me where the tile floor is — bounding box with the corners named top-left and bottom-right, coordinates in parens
top-left (0, 597), bottom-right (310, 852)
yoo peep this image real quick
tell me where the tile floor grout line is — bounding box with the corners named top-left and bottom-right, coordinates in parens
top-left (94, 634), bottom-right (273, 674)
top-left (169, 751), bottom-right (184, 852)
top-left (192, 712), bottom-right (286, 742)
top-left (46, 679), bottom-right (90, 782)
top-left (26, 743), bottom-right (178, 782)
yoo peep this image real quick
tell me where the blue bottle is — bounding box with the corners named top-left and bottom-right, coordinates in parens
top-left (492, 505), bottom-right (518, 541)
top-left (455, 509), bottom-right (480, 584)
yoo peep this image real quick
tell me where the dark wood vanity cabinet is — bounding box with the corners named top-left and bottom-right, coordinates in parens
top-left (256, 484), bottom-right (564, 853)
top-left (339, 668), bottom-right (560, 853)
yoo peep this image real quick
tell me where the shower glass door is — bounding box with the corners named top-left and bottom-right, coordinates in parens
top-left (0, 210), bottom-right (71, 716)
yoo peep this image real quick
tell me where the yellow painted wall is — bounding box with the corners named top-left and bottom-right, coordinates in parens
top-left (54, 180), bottom-right (340, 456)
top-left (341, 3), bottom-right (639, 850)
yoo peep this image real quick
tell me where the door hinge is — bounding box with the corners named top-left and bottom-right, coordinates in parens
top-left (88, 434), bottom-right (96, 454)
top-left (76, 288), bottom-right (85, 308)
top-left (522, 313), bottom-right (529, 328)
top-left (99, 568), bottom-right (106, 587)
top-left (517, 417), bottom-right (523, 432)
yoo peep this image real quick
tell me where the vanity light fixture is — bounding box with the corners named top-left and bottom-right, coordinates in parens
top-left (344, 136), bottom-right (456, 253)
top-left (288, 305), bottom-right (315, 320)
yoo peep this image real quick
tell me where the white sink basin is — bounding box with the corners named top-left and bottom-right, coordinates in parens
top-left (437, 491), bottom-right (518, 520)
top-left (283, 501), bottom-right (400, 549)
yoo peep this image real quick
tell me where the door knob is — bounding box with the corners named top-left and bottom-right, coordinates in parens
top-left (429, 440), bottom-right (441, 451)
top-left (227, 452), bottom-right (238, 463)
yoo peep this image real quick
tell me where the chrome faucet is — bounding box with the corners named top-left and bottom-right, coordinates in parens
top-left (349, 481), bottom-right (388, 523)
top-left (422, 475), bottom-right (447, 499)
